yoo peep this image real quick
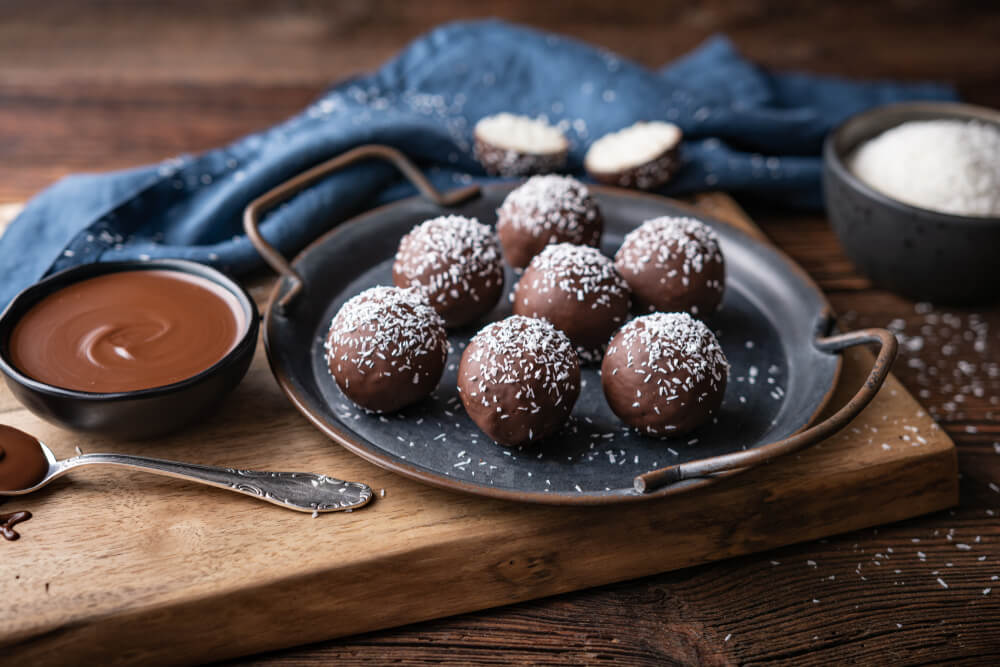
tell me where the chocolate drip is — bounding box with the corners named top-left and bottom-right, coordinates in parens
top-left (0, 510), bottom-right (32, 541)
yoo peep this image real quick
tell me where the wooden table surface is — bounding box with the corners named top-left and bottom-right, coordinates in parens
top-left (2, 2), bottom-right (998, 664)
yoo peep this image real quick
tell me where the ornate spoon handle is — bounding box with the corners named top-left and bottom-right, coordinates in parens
top-left (51, 453), bottom-right (373, 512)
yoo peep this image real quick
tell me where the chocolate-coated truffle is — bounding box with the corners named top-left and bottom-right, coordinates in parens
top-left (602, 312), bottom-right (729, 436)
top-left (585, 121), bottom-right (683, 190)
top-left (458, 315), bottom-right (581, 446)
top-left (393, 215), bottom-right (504, 327)
top-left (513, 243), bottom-right (631, 362)
top-left (614, 216), bottom-right (725, 316)
top-left (474, 113), bottom-right (569, 177)
top-left (325, 286), bottom-right (448, 413)
top-left (496, 175), bottom-right (603, 268)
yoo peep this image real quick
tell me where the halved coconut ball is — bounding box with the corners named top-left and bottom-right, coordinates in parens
top-left (584, 121), bottom-right (683, 190)
top-left (474, 113), bottom-right (569, 177)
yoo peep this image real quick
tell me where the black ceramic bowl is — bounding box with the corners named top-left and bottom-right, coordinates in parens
top-left (0, 259), bottom-right (259, 439)
top-left (823, 101), bottom-right (1000, 305)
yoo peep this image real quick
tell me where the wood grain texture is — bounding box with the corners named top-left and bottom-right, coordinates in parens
top-left (0, 194), bottom-right (959, 665)
top-left (0, 3), bottom-right (998, 664)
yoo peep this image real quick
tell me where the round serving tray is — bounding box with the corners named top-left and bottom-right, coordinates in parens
top-left (247, 145), bottom-right (895, 505)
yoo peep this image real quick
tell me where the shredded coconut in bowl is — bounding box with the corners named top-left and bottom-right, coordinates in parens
top-left (848, 119), bottom-right (1000, 218)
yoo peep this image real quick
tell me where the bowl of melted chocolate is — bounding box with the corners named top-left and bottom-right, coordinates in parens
top-left (0, 260), bottom-right (258, 439)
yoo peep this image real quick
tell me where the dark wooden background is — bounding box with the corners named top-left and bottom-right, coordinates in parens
top-left (2, 1), bottom-right (999, 664)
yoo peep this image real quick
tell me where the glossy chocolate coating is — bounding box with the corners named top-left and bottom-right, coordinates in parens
top-left (325, 286), bottom-right (448, 413)
top-left (458, 316), bottom-right (580, 446)
top-left (392, 215), bottom-right (504, 328)
top-left (602, 312), bottom-right (728, 437)
top-left (8, 270), bottom-right (247, 393)
top-left (513, 243), bottom-right (630, 362)
top-left (614, 216), bottom-right (725, 317)
top-left (496, 175), bottom-right (603, 268)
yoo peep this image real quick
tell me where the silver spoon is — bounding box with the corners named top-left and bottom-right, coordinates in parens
top-left (1, 440), bottom-right (374, 513)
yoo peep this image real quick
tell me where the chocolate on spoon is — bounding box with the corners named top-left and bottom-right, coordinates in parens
top-left (0, 425), bottom-right (49, 493)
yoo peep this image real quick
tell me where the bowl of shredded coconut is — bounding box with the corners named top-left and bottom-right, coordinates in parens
top-left (823, 101), bottom-right (1000, 304)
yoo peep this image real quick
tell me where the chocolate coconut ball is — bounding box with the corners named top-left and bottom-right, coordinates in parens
top-left (513, 243), bottom-right (631, 363)
top-left (393, 215), bottom-right (504, 328)
top-left (458, 315), bottom-right (581, 447)
top-left (496, 175), bottom-right (603, 269)
top-left (614, 216), bottom-right (725, 316)
top-left (602, 312), bottom-right (729, 437)
top-left (585, 121), bottom-right (683, 190)
top-left (324, 286), bottom-right (448, 413)
top-left (474, 113), bottom-right (569, 177)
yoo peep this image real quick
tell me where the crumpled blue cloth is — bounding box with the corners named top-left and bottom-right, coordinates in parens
top-left (0, 20), bottom-right (954, 308)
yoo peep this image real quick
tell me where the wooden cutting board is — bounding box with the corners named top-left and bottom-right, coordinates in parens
top-left (0, 194), bottom-right (958, 665)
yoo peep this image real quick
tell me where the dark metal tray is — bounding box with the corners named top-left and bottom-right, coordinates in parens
top-left (247, 146), bottom-right (895, 505)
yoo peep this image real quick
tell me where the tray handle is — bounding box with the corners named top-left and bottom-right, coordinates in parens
top-left (633, 328), bottom-right (898, 494)
top-left (243, 144), bottom-right (481, 313)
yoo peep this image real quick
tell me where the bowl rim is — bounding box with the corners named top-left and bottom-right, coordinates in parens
top-left (0, 259), bottom-right (260, 402)
top-left (824, 100), bottom-right (1000, 225)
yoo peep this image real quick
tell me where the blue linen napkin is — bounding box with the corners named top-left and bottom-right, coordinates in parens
top-left (0, 20), bottom-right (954, 308)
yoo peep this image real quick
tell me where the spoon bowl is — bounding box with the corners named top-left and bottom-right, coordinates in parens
top-left (0, 439), bottom-right (59, 496)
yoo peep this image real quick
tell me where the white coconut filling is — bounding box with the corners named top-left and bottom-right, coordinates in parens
top-left (585, 121), bottom-right (682, 173)
top-left (475, 113), bottom-right (568, 155)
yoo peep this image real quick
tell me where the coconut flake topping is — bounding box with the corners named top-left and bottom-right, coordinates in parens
top-left (326, 286), bottom-right (446, 365)
top-left (394, 215), bottom-right (502, 301)
top-left (465, 315), bottom-right (577, 393)
top-left (615, 216), bottom-right (722, 277)
top-left (522, 243), bottom-right (629, 308)
top-left (497, 175), bottom-right (599, 239)
top-left (608, 312), bottom-right (729, 395)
